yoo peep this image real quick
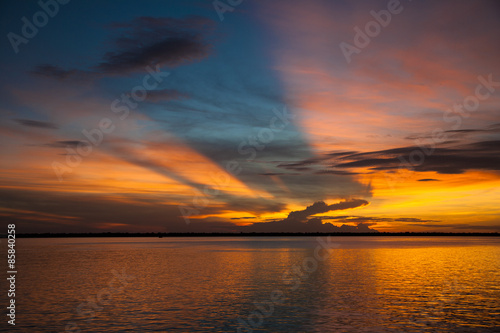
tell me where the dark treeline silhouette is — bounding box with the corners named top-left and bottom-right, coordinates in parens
top-left (12, 232), bottom-right (500, 238)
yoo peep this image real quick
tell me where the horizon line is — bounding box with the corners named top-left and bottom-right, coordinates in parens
top-left (9, 231), bottom-right (500, 238)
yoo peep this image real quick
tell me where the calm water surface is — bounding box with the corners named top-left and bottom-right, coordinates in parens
top-left (4, 236), bottom-right (500, 332)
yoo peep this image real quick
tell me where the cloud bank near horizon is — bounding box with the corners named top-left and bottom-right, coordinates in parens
top-left (240, 199), bottom-right (378, 233)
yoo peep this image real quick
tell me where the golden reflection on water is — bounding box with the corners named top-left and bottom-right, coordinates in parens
top-left (310, 243), bottom-right (500, 332)
top-left (12, 237), bottom-right (500, 332)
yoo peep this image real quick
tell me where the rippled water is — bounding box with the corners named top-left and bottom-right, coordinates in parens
top-left (5, 236), bottom-right (500, 332)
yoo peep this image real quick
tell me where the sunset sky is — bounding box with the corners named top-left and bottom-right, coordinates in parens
top-left (1, 0), bottom-right (499, 233)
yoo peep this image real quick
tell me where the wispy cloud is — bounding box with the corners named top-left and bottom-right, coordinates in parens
top-left (332, 140), bottom-right (500, 174)
top-left (14, 119), bottom-right (58, 129)
top-left (33, 16), bottom-right (215, 79)
top-left (41, 140), bottom-right (84, 148)
top-left (278, 140), bottom-right (500, 175)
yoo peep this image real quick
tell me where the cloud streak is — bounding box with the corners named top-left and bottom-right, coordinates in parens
top-left (277, 140), bottom-right (500, 176)
top-left (33, 16), bottom-right (215, 79)
top-left (332, 141), bottom-right (500, 174)
top-left (14, 119), bottom-right (58, 129)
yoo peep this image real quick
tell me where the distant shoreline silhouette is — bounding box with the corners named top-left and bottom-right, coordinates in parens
top-left (11, 232), bottom-right (500, 238)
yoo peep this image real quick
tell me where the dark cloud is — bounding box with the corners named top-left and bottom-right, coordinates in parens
top-left (274, 152), bottom-right (360, 176)
top-left (240, 199), bottom-right (376, 233)
top-left (320, 216), bottom-right (439, 223)
top-left (445, 129), bottom-right (486, 134)
top-left (395, 217), bottom-right (439, 223)
top-left (418, 178), bottom-right (440, 182)
top-left (283, 166), bottom-right (311, 172)
top-left (314, 170), bottom-right (359, 175)
top-left (220, 197), bottom-right (287, 216)
top-left (287, 199), bottom-right (369, 222)
top-left (14, 118), bottom-right (58, 129)
top-left (329, 140), bottom-right (500, 174)
top-left (277, 157), bottom-right (326, 171)
top-left (326, 151), bottom-right (358, 157)
top-left (42, 140), bottom-right (85, 148)
top-left (33, 16), bottom-right (215, 79)
top-left (31, 65), bottom-right (86, 80)
top-left (271, 135), bottom-right (500, 178)
top-left (240, 219), bottom-right (378, 233)
top-left (96, 17), bottom-right (213, 74)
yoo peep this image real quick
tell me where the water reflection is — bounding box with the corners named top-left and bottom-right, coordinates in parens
top-left (11, 236), bottom-right (500, 332)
